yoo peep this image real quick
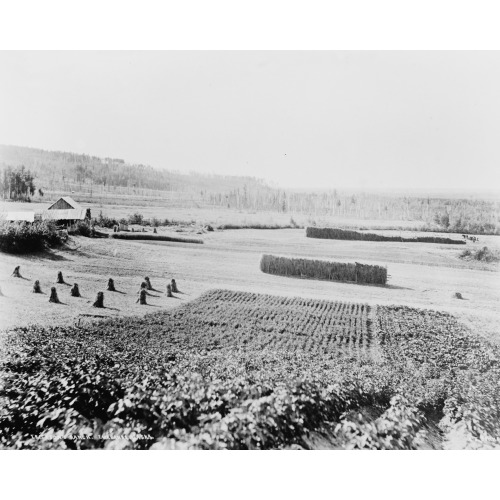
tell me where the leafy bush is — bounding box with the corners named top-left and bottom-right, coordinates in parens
top-left (306, 227), bottom-right (465, 245)
top-left (128, 212), bottom-right (144, 225)
top-left (460, 246), bottom-right (500, 263)
top-left (94, 211), bottom-right (118, 229)
top-left (260, 254), bottom-right (387, 285)
top-left (0, 221), bottom-right (64, 253)
top-left (68, 221), bottom-right (92, 237)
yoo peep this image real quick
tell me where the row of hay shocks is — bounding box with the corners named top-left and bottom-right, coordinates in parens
top-left (136, 277), bottom-right (178, 304)
top-left (113, 225), bottom-right (158, 234)
top-left (9, 266), bottom-right (179, 308)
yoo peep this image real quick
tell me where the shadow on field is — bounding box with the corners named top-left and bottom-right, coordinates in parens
top-left (385, 284), bottom-right (414, 291)
top-left (21, 249), bottom-right (71, 262)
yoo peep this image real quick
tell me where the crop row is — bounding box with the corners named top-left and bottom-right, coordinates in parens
top-left (166, 290), bottom-right (373, 358)
top-left (306, 226), bottom-right (465, 244)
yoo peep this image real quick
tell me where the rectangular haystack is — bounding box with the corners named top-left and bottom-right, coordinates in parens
top-left (260, 254), bottom-right (387, 285)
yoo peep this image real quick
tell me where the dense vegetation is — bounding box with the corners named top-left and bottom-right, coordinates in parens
top-left (306, 227), bottom-right (465, 244)
top-left (0, 220), bottom-right (64, 253)
top-left (260, 254), bottom-right (388, 285)
top-left (0, 165), bottom-right (36, 201)
top-left (1, 290), bottom-right (498, 450)
top-left (460, 246), bottom-right (500, 263)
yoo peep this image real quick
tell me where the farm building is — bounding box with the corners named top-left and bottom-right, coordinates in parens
top-left (0, 196), bottom-right (91, 228)
top-left (0, 211), bottom-right (36, 223)
top-left (42, 196), bottom-right (91, 226)
top-left (47, 196), bottom-right (81, 211)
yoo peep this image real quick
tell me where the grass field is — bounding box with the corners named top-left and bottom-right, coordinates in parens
top-left (2, 289), bottom-right (499, 449)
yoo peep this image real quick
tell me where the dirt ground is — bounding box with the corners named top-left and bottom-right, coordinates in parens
top-left (1, 227), bottom-right (499, 345)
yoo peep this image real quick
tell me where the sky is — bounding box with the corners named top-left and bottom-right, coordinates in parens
top-left (1, 51), bottom-right (500, 192)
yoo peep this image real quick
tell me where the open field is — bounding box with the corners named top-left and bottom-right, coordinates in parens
top-left (0, 199), bottom-right (431, 230)
top-left (1, 225), bottom-right (499, 343)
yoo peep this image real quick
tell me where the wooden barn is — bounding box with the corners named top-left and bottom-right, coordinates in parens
top-left (41, 196), bottom-right (91, 228)
top-left (0, 196), bottom-right (91, 229)
top-left (47, 196), bottom-right (81, 211)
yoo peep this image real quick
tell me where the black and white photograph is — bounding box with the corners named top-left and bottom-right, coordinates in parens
top-left (0, 1), bottom-right (499, 497)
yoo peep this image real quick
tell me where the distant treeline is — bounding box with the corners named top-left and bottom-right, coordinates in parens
top-left (306, 227), bottom-right (465, 245)
top-left (260, 254), bottom-right (387, 285)
top-left (0, 145), bottom-right (270, 195)
top-left (1, 144), bottom-right (499, 235)
top-left (210, 190), bottom-right (500, 235)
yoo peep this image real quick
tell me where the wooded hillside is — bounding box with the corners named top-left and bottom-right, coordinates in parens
top-left (1, 144), bottom-right (499, 234)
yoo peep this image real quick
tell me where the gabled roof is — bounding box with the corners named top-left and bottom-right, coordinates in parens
top-left (41, 208), bottom-right (87, 221)
top-left (47, 196), bottom-right (81, 210)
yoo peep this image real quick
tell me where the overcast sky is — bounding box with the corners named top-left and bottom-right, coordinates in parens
top-left (1, 51), bottom-right (499, 192)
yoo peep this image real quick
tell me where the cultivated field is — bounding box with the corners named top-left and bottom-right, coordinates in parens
top-left (2, 289), bottom-right (499, 449)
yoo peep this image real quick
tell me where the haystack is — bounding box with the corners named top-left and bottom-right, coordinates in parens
top-left (137, 289), bottom-right (147, 305)
top-left (49, 287), bottom-right (60, 303)
top-left (93, 291), bottom-right (104, 308)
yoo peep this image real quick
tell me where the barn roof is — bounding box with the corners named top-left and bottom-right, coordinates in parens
top-left (41, 208), bottom-right (87, 221)
top-left (0, 211), bottom-right (36, 222)
top-left (47, 196), bottom-right (81, 210)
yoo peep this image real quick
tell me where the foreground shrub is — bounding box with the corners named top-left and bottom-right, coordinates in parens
top-left (260, 254), bottom-right (387, 285)
top-left (306, 227), bottom-right (465, 244)
top-left (0, 221), bottom-right (64, 253)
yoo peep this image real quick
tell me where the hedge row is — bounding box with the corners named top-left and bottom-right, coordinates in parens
top-left (306, 227), bottom-right (465, 244)
top-left (109, 233), bottom-right (203, 244)
top-left (0, 221), bottom-right (65, 253)
top-left (260, 254), bottom-right (387, 285)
